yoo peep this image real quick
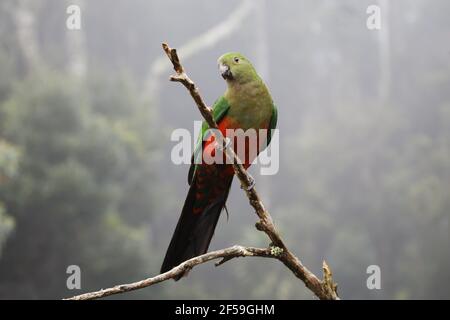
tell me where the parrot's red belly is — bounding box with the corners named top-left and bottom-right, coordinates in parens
top-left (200, 116), bottom-right (269, 174)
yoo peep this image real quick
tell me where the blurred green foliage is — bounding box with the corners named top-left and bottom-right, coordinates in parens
top-left (0, 68), bottom-right (162, 298)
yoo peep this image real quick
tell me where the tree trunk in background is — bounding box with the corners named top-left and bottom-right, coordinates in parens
top-left (14, 0), bottom-right (41, 74)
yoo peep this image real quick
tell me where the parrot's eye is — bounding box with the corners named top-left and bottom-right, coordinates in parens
top-left (234, 57), bottom-right (240, 63)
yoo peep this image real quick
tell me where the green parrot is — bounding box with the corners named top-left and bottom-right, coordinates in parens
top-left (161, 52), bottom-right (277, 275)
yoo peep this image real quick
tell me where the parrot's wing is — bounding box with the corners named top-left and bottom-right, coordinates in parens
top-left (266, 104), bottom-right (278, 146)
top-left (188, 96), bottom-right (231, 185)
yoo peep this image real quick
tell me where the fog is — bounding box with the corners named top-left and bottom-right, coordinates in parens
top-left (0, 0), bottom-right (449, 299)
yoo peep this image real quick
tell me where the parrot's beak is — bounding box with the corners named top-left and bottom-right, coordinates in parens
top-left (219, 63), bottom-right (233, 80)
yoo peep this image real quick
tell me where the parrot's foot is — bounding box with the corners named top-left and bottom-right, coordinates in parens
top-left (242, 174), bottom-right (255, 191)
top-left (223, 204), bottom-right (230, 221)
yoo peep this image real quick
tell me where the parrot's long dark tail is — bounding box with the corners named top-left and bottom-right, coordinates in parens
top-left (160, 174), bottom-right (233, 278)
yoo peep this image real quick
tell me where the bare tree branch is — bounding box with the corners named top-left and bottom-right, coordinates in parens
top-left (65, 246), bottom-right (272, 300)
top-left (65, 43), bottom-right (339, 301)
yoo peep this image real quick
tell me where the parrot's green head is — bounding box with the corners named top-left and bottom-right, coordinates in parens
top-left (218, 52), bottom-right (258, 85)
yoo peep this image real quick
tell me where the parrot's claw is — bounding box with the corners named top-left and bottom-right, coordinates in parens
top-left (242, 174), bottom-right (255, 191)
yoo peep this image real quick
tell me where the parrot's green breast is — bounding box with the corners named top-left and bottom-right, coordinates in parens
top-left (224, 78), bottom-right (273, 130)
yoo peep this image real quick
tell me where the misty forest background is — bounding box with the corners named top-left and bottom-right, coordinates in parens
top-left (0, 0), bottom-right (449, 299)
